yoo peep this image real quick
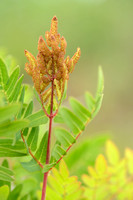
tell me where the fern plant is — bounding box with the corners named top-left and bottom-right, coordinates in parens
top-left (0, 16), bottom-right (104, 200)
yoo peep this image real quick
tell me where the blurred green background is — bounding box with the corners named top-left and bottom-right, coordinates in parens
top-left (0, 0), bottom-right (133, 150)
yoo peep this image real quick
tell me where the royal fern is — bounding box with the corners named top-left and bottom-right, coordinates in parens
top-left (0, 16), bottom-right (104, 200)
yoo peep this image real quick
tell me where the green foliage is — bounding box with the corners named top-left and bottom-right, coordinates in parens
top-left (0, 54), bottom-right (104, 199)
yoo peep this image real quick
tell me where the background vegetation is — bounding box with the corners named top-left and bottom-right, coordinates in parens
top-left (1, 0), bottom-right (133, 149)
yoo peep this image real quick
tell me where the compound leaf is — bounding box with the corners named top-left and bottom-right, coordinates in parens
top-left (25, 110), bottom-right (48, 127)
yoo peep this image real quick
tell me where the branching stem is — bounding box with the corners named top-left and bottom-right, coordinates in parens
top-left (41, 58), bottom-right (55, 200)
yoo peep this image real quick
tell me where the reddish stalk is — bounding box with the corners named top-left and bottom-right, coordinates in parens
top-left (20, 131), bottom-right (43, 168)
top-left (41, 68), bottom-right (54, 200)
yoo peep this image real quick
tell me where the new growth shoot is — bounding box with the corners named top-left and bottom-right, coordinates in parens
top-left (24, 16), bottom-right (81, 200)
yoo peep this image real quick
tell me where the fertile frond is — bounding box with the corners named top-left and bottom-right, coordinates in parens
top-left (24, 16), bottom-right (81, 113)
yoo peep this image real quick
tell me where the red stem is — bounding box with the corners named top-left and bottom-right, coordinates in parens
top-left (20, 131), bottom-right (43, 168)
top-left (41, 72), bottom-right (54, 200)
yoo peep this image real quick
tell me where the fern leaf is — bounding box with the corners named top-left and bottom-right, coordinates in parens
top-left (25, 110), bottom-right (48, 127)
top-left (46, 67), bottom-right (104, 172)
top-left (0, 59), bottom-right (8, 86)
top-left (27, 127), bottom-right (39, 151)
top-left (21, 159), bottom-right (41, 172)
top-left (54, 127), bottom-right (75, 149)
top-left (35, 131), bottom-right (48, 164)
top-left (9, 75), bottom-right (24, 102)
top-left (5, 66), bottom-right (20, 96)
top-left (0, 139), bottom-right (27, 157)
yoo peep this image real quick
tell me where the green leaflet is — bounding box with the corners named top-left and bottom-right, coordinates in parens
top-left (0, 139), bottom-right (27, 157)
top-left (59, 107), bottom-right (85, 135)
top-left (92, 94), bottom-right (103, 119)
top-left (0, 139), bottom-right (26, 150)
top-left (18, 86), bottom-right (25, 103)
top-left (52, 145), bottom-right (66, 161)
top-left (0, 185), bottom-right (9, 200)
top-left (0, 119), bottom-right (29, 136)
top-left (43, 163), bottom-right (56, 173)
top-left (69, 97), bottom-right (91, 124)
top-left (0, 59), bottom-right (8, 86)
top-left (0, 160), bottom-right (14, 183)
top-left (27, 127), bottom-right (39, 151)
top-left (0, 172), bottom-right (13, 182)
top-left (54, 112), bottom-right (64, 123)
top-left (0, 147), bottom-right (27, 157)
top-left (0, 103), bottom-right (21, 123)
top-left (0, 166), bottom-right (14, 176)
top-left (85, 92), bottom-right (95, 113)
top-left (9, 75), bottom-right (24, 102)
top-left (8, 184), bottom-right (23, 200)
top-left (54, 127), bottom-right (75, 149)
top-left (96, 66), bottom-right (104, 100)
top-left (22, 101), bottom-right (34, 137)
top-left (23, 128), bottom-right (29, 137)
top-left (16, 86), bottom-right (25, 121)
top-left (23, 101), bottom-right (33, 118)
top-left (25, 110), bottom-right (48, 127)
top-left (0, 160), bottom-right (11, 189)
top-left (5, 66), bottom-right (20, 96)
top-left (35, 131), bottom-right (48, 164)
top-left (21, 159), bottom-right (41, 172)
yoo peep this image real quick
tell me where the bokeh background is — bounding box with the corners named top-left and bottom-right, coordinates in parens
top-left (0, 0), bottom-right (133, 151)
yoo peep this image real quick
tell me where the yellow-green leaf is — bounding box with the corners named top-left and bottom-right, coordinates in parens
top-left (82, 174), bottom-right (95, 187)
top-left (0, 185), bottom-right (9, 200)
top-left (106, 140), bottom-right (120, 166)
top-left (125, 148), bottom-right (133, 174)
top-left (95, 154), bottom-right (107, 175)
top-left (59, 160), bottom-right (69, 179)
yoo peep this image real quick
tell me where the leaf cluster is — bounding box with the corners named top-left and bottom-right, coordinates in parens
top-left (82, 140), bottom-right (133, 200)
top-left (37, 141), bottom-right (133, 200)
